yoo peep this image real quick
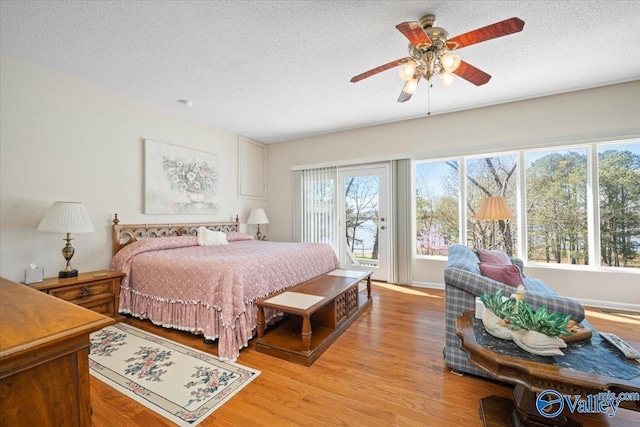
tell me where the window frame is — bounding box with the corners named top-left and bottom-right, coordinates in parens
top-left (413, 139), bottom-right (640, 273)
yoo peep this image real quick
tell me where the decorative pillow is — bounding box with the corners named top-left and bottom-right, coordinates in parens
top-left (477, 249), bottom-right (512, 265)
top-left (479, 263), bottom-right (525, 287)
top-left (225, 231), bottom-right (254, 242)
top-left (197, 227), bottom-right (228, 246)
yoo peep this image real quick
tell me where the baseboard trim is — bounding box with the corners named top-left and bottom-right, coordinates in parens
top-left (411, 281), bottom-right (445, 290)
top-left (574, 297), bottom-right (640, 313)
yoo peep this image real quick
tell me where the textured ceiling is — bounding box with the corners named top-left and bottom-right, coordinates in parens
top-left (2, 1), bottom-right (640, 144)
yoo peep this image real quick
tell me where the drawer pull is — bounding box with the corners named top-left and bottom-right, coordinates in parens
top-left (79, 286), bottom-right (92, 299)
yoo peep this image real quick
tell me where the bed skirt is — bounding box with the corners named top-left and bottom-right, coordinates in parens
top-left (120, 289), bottom-right (284, 361)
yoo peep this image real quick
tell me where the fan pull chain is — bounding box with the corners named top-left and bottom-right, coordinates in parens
top-left (427, 81), bottom-right (432, 115)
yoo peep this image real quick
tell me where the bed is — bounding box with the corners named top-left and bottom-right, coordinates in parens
top-left (110, 214), bottom-right (340, 361)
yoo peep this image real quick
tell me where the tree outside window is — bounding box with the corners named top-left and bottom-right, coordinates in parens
top-left (415, 161), bottom-right (459, 255)
top-left (526, 149), bottom-right (588, 265)
top-left (344, 175), bottom-right (379, 262)
top-left (598, 143), bottom-right (640, 268)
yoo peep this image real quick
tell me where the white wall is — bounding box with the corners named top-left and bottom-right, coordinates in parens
top-left (0, 54), bottom-right (265, 283)
top-left (266, 81), bottom-right (640, 309)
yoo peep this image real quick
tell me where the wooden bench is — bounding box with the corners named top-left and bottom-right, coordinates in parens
top-left (255, 270), bottom-right (372, 366)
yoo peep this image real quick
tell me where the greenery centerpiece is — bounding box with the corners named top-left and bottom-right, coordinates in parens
top-left (480, 289), bottom-right (571, 356)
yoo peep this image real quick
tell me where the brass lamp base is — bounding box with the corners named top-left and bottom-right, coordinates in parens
top-left (59, 269), bottom-right (78, 278)
top-left (59, 233), bottom-right (78, 278)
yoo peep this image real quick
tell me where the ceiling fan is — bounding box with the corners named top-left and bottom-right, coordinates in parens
top-left (351, 14), bottom-right (525, 103)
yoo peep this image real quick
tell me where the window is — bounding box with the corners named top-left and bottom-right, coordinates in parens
top-left (415, 160), bottom-right (459, 255)
top-left (466, 155), bottom-right (518, 256)
top-left (598, 142), bottom-right (640, 268)
top-left (414, 139), bottom-right (640, 271)
top-left (526, 148), bottom-right (588, 265)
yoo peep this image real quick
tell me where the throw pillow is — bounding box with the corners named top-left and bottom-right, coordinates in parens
top-left (477, 249), bottom-right (512, 265)
top-left (479, 263), bottom-right (525, 287)
top-left (197, 227), bottom-right (229, 246)
top-left (225, 231), bottom-right (254, 242)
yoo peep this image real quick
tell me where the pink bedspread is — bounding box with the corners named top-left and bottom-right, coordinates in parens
top-left (111, 236), bottom-right (339, 361)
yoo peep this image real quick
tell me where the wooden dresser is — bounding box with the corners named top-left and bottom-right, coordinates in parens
top-left (0, 277), bottom-right (113, 426)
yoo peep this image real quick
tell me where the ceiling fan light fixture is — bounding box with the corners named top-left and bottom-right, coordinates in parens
top-left (398, 60), bottom-right (417, 81)
top-left (351, 15), bottom-right (525, 103)
top-left (440, 53), bottom-right (461, 72)
top-left (439, 72), bottom-right (455, 87)
top-left (402, 77), bottom-right (419, 94)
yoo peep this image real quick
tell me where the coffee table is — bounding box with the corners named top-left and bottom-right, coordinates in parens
top-left (255, 270), bottom-right (372, 366)
top-left (456, 311), bottom-right (640, 427)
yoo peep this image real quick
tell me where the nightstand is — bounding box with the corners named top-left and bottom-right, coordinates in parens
top-left (28, 270), bottom-right (125, 321)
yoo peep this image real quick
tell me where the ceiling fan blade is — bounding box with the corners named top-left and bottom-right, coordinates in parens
top-left (350, 57), bottom-right (409, 83)
top-left (446, 17), bottom-right (525, 50)
top-left (453, 61), bottom-right (491, 86)
top-left (397, 77), bottom-right (421, 103)
top-left (396, 21), bottom-right (432, 48)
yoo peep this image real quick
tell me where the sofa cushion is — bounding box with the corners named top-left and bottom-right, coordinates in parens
top-left (479, 263), bottom-right (524, 287)
top-left (477, 249), bottom-right (512, 265)
top-left (447, 245), bottom-right (481, 275)
top-left (522, 277), bottom-right (556, 295)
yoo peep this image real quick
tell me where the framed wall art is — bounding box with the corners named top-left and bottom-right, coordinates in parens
top-left (144, 139), bottom-right (220, 214)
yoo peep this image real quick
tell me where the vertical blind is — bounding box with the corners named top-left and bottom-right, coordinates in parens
top-left (392, 159), bottom-right (413, 285)
top-left (295, 167), bottom-right (338, 248)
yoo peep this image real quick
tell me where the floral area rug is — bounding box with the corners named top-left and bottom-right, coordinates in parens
top-left (89, 323), bottom-right (260, 426)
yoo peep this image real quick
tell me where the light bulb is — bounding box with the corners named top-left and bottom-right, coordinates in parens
top-left (440, 72), bottom-right (454, 88)
top-left (440, 53), bottom-right (461, 72)
top-left (398, 60), bottom-right (417, 81)
top-left (402, 78), bottom-right (419, 94)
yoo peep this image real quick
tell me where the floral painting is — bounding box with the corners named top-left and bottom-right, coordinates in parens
top-left (145, 139), bottom-right (220, 214)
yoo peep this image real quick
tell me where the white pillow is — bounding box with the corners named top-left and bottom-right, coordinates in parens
top-left (197, 227), bottom-right (228, 246)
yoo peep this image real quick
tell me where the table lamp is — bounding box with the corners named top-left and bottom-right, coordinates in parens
top-left (37, 201), bottom-right (94, 278)
top-left (247, 208), bottom-right (269, 240)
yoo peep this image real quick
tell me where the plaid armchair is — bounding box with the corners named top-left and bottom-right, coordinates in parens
top-left (443, 245), bottom-right (585, 377)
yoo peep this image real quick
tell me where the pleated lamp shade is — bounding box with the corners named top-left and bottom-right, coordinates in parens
top-left (247, 208), bottom-right (269, 225)
top-left (37, 201), bottom-right (95, 233)
top-left (476, 196), bottom-right (514, 221)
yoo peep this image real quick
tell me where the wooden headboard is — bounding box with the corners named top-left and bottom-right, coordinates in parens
top-left (112, 213), bottom-right (240, 256)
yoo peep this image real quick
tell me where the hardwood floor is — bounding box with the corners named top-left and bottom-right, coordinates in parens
top-left (90, 283), bottom-right (640, 426)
